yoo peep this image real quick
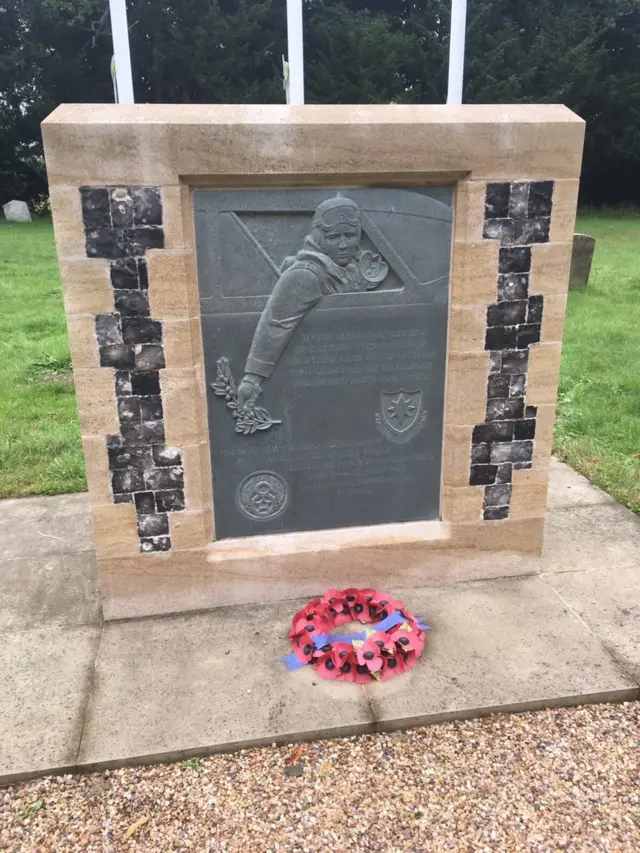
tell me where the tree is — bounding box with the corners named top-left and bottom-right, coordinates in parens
top-left (1, 0), bottom-right (639, 205)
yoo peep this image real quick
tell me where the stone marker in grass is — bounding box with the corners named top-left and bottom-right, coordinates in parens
top-left (570, 233), bottom-right (596, 287)
top-left (3, 200), bottom-right (32, 222)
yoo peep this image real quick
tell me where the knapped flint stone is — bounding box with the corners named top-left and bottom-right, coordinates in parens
top-left (135, 491), bottom-right (156, 514)
top-left (514, 217), bottom-right (550, 245)
top-left (483, 505), bottom-right (510, 520)
top-left (115, 370), bottom-right (132, 396)
top-left (484, 483), bottom-right (512, 507)
top-left (155, 489), bottom-right (186, 512)
top-left (508, 182), bottom-right (530, 219)
top-left (117, 396), bottom-right (141, 423)
top-left (497, 273), bottom-right (529, 302)
top-left (114, 289), bottom-right (150, 317)
top-left (132, 188), bottom-right (163, 226)
top-left (525, 405), bottom-right (537, 418)
top-left (106, 434), bottom-right (123, 449)
top-left (490, 440), bottom-right (534, 465)
top-left (514, 419), bottom-right (536, 440)
top-left (527, 295), bottom-right (544, 324)
top-left (485, 183), bottom-right (511, 218)
top-left (86, 228), bottom-right (127, 259)
top-left (110, 259), bottom-right (140, 290)
top-left (487, 374), bottom-right (510, 399)
top-left (144, 466), bottom-right (184, 490)
top-left (110, 188), bottom-right (134, 228)
top-left (113, 493), bottom-right (133, 504)
top-left (141, 535), bottom-right (171, 553)
top-left (472, 421), bottom-right (514, 444)
top-left (501, 350), bottom-right (529, 375)
top-left (516, 323), bottom-right (541, 348)
top-left (487, 301), bottom-right (527, 327)
top-left (124, 227), bottom-right (164, 256)
top-left (108, 445), bottom-right (153, 471)
top-left (99, 344), bottom-right (135, 370)
top-left (138, 259), bottom-right (149, 289)
top-left (134, 344), bottom-right (166, 371)
top-left (112, 469), bottom-right (144, 493)
top-left (131, 370), bottom-right (161, 396)
top-left (120, 420), bottom-right (166, 443)
top-left (509, 374), bottom-right (527, 397)
top-left (95, 313), bottom-right (122, 346)
top-left (514, 460), bottom-right (533, 470)
top-left (499, 246), bottom-right (531, 274)
top-left (469, 464), bottom-right (498, 486)
top-left (570, 234), bottom-right (596, 287)
top-left (153, 446), bottom-right (182, 467)
top-left (495, 463), bottom-right (513, 484)
top-left (122, 316), bottom-right (163, 345)
top-left (471, 443), bottom-right (491, 464)
top-left (489, 352), bottom-right (502, 373)
top-left (483, 218), bottom-right (516, 244)
top-left (80, 188), bottom-right (110, 230)
top-left (485, 325), bottom-right (517, 351)
top-left (137, 512), bottom-right (169, 538)
top-left (139, 395), bottom-right (163, 421)
top-left (486, 397), bottom-right (525, 421)
top-left (528, 181), bottom-right (554, 218)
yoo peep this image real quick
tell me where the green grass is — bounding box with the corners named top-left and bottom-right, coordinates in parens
top-left (0, 216), bottom-right (638, 510)
top-left (0, 220), bottom-right (86, 496)
top-left (554, 216), bottom-right (640, 513)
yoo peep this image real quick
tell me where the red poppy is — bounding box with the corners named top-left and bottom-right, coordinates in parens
top-left (379, 651), bottom-right (412, 680)
top-left (320, 590), bottom-right (352, 627)
top-left (341, 588), bottom-right (370, 621)
top-left (390, 626), bottom-right (425, 654)
top-left (368, 592), bottom-right (405, 620)
top-left (355, 632), bottom-right (392, 673)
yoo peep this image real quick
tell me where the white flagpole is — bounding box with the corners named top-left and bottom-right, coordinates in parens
top-left (109, 0), bottom-right (135, 104)
top-left (286, 0), bottom-right (305, 105)
top-left (447, 0), bottom-right (467, 105)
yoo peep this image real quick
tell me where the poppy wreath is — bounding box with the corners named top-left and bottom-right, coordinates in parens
top-left (281, 588), bottom-right (430, 683)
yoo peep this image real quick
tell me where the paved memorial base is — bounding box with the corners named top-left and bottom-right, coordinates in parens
top-left (1, 460), bottom-right (639, 784)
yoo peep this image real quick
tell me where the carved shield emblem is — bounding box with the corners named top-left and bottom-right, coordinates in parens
top-left (375, 390), bottom-right (427, 444)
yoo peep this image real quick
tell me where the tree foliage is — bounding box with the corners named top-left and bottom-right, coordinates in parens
top-left (1, 0), bottom-right (639, 205)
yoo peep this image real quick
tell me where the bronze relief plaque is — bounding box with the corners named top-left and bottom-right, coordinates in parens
top-left (194, 188), bottom-right (452, 539)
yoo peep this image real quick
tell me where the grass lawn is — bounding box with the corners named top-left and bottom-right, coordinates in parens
top-left (554, 215), bottom-right (640, 513)
top-left (0, 220), bottom-right (85, 496)
top-left (0, 215), bottom-right (638, 511)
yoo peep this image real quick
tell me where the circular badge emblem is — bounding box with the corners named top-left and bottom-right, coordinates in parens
top-left (236, 470), bottom-right (290, 522)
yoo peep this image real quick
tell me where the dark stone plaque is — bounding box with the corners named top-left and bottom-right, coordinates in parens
top-left (194, 188), bottom-right (452, 539)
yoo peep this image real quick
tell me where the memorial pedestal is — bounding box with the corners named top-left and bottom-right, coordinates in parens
top-left (42, 104), bottom-right (584, 619)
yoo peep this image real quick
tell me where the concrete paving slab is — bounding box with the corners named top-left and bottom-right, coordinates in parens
top-left (542, 502), bottom-right (640, 572)
top-left (365, 577), bottom-right (638, 729)
top-left (0, 493), bottom-right (92, 560)
top-left (77, 600), bottom-right (374, 769)
top-left (0, 626), bottom-right (100, 784)
top-left (546, 566), bottom-right (640, 683)
top-left (0, 552), bottom-right (100, 633)
top-left (547, 458), bottom-right (617, 509)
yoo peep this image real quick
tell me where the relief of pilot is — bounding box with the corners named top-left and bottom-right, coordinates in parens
top-left (236, 196), bottom-right (388, 414)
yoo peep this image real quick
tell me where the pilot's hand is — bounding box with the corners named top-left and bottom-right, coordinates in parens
top-left (236, 374), bottom-right (262, 415)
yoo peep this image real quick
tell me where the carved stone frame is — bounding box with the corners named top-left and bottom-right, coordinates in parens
top-left (42, 104), bottom-right (584, 619)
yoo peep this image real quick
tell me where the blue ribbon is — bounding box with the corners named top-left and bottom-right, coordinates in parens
top-left (281, 610), bottom-right (432, 671)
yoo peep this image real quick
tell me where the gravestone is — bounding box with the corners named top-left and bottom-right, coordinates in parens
top-left (194, 188), bottom-right (452, 539)
top-left (3, 200), bottom-right (31, 222)
top-left (570, 233), bottom-right (595, 287)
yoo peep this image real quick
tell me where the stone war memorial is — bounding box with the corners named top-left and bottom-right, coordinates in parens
top-left (42, 104), bottom-right (585, 621)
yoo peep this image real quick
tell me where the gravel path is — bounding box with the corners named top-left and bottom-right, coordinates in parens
top-left (1, 702), bottom-right (638, 853)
